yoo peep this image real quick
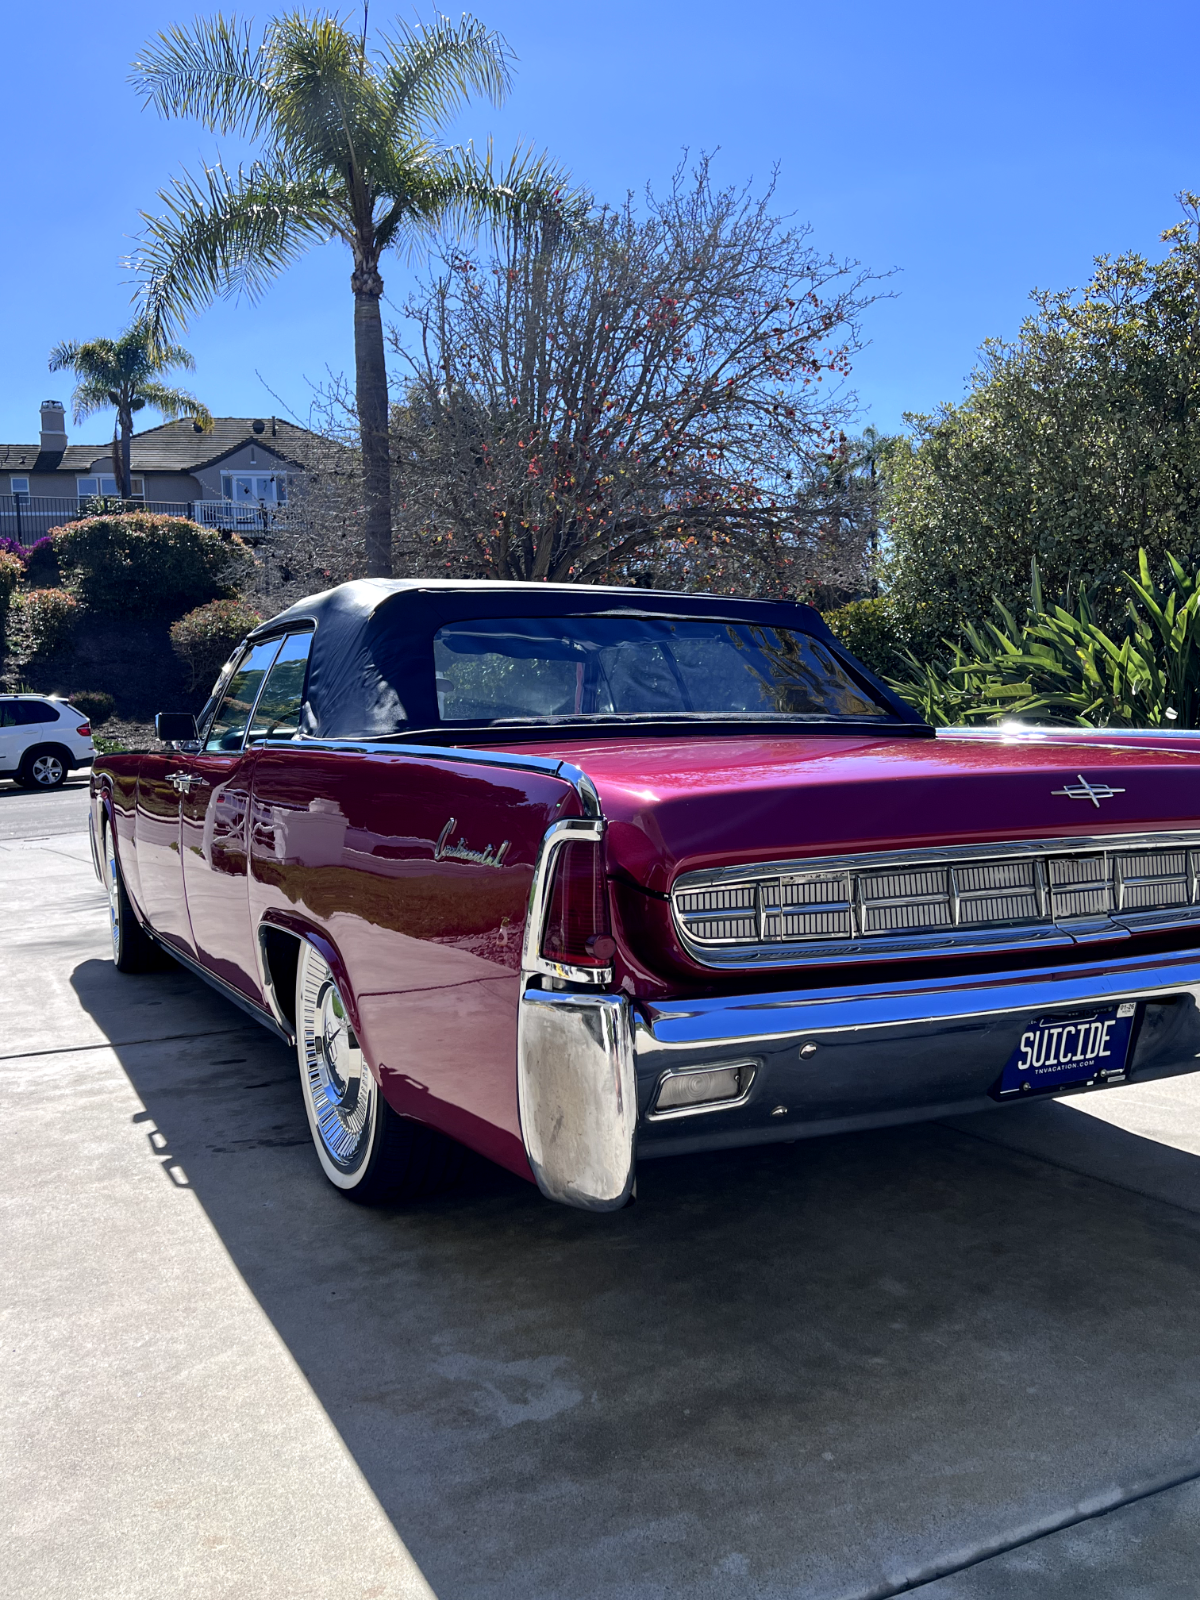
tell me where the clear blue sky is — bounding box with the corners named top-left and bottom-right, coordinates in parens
top-left (4, 0), bottom-right (1197, 449)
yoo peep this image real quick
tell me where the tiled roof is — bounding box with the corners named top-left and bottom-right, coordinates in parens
top-left (0, 417), bottom-right (321, 475)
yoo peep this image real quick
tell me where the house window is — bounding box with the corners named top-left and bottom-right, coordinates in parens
top-left (9, 477), bottom-right (29, 501)
top-left (77, 476), bottom-right (144, 500)
top-left (221, 472), bottom-right (287, 504)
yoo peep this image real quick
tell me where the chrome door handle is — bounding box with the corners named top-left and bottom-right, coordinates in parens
top-left (167, 772), bottom-right (211, 794)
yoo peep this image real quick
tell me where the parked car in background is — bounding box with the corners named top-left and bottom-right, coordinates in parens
top-left (0, 697), bottom-right (95, 789)
top-left (90, 581), bottom-right (1200, 1212)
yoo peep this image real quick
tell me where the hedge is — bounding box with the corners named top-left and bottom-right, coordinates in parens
top-left (170, 598), bottom-right (264, 692)
top-left (51, 512), bottom-right (254, 616)
top-left (13, 588), bottom-right (79, 656)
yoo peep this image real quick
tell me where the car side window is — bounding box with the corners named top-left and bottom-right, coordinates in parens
top-left (15, 701), bottom-right (59, 725)
top-left (203, 640), bottom-right (283, 753)
top-left (0, 701), bottom-right (16, 727)
top-left (246, 633), bottom-right (313, 743)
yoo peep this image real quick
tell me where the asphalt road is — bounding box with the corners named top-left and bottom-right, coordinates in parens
top-left (7, 784), bottom-right (1200, 1597)
top-left (0, 774), bottom-right (92, 839)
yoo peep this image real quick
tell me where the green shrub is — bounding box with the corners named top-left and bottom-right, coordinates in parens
top-left (69, 690), bottom-right (116, 726)
top-left (170, 598), bottom-right (264, 692)
top-left (22, 537), bottom-right (60, 588)
top-left (0, 549), bottom-right (21, 631)
top-left (51, 512), bottom-right (254, 617)
top-left (887, 551), bottom-right (1200, 728)
top-left (824, 597), bottom-right (908, 679)
top-left (12, 588), bottom-right (79, 656)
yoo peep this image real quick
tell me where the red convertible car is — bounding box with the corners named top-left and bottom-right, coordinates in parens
top-left (90, 580), bottom-right (1200, 1210)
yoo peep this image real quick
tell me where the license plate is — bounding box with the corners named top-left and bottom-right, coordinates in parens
top-left (996, 1003), bottom-right (1138, 1099)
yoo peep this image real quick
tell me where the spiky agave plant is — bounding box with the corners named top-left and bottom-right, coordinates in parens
top-left (888, 552), bottom-right (1200, 728)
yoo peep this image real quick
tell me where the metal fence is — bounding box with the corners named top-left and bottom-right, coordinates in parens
top-left (0, 495), bottom-right (298, 547)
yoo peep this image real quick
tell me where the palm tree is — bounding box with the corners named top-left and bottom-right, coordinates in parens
top-left (48, 324), bottom-right (212, 500)
top-left (129, 11), bottom-right (575, 577)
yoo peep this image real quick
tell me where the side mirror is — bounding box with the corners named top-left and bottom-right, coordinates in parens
top-left (155, 712), bottom-right (198, 742)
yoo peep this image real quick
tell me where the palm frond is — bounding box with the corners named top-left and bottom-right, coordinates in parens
top-left (135, 382), bottom-right (213, 427)
top-left (378, 139), bottom-right (584, 256)
top-left (129, 160), bottom-right (337, 340)
top-left (66, 379), bottom-right (123, 425)
top-left (379, 14), bottom-right (513, 135)
top-left (130, 15), bottom-right (272, 138)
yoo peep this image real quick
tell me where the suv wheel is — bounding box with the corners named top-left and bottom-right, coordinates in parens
top-left (17, 746), bottom-right (70, 789)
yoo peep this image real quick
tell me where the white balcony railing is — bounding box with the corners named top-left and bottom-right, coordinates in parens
top-left (0, 494), bottom-right (297, 546)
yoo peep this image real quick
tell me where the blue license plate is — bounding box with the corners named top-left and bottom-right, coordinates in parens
top-left (996, 1003), bottom-right (1138, 1098)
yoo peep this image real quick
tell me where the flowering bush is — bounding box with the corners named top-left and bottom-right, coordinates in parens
top-left (22, 537), bottom-right (59, 587)
top-left (0, 550), bottom-right (21, 613)
top-left (12, 588), bottom-right (79, 656)
top-left (68, 690), bottom-right (116, 726)
top-left (51, 512), bottom-right (254, 616)
top-left (170, 599), bottom-right (263, 692)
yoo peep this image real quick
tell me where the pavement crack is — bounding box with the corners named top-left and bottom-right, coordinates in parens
top-left (941, 1117), bottom-right (1200, 1222)
top-left (0, 1027), bottom-right (259, 1062)
top-left (856, 1456), bottom-right (1200, 1597)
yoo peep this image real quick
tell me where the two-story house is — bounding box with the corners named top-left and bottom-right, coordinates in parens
top-left (0, 402), bottom-right (323, 544)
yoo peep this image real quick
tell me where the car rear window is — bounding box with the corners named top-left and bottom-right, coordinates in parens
top-left (432, 616), bottom-right (891, 724)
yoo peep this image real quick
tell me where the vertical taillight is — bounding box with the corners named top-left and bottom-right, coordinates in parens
top-left (541, 840), bottom-right (615, 965)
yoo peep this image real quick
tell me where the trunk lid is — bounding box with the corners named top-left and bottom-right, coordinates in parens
top-left (511, 729), bottom-right (1200, 893)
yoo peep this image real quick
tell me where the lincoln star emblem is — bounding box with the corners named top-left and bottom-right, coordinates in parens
top-left (1051, 774), bottom-right (1126, 808)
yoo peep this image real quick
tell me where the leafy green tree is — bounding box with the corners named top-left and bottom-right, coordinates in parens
top-left (129, 10), bottom-right (573, 577)
top-left (47, 323), bottom-right (211, 499)
top-left (884, 195), bottom-right (1200, 648)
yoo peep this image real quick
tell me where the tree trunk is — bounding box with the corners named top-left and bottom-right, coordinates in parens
top-left (118, 409), bottom-right (133, 500)
top-left (352, 266), bottom-right (391, 578)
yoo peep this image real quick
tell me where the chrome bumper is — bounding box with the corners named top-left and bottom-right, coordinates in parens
top-left (635, 946), bottom-right (1200, 1157)
top-left (518, 945), bottom-right (1200, 1208)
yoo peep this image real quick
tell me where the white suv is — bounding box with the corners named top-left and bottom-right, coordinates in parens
top-left (0, 697), bottom-right (96, 789)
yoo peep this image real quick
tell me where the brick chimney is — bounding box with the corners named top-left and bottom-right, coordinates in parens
top-left (40, 400), bottom-right (67, 454)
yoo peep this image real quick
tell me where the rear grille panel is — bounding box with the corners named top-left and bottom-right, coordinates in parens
top-left (670, 833), bottom-right (1200, 969)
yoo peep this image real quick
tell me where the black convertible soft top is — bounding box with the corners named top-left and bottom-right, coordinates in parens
top-left (250, 578), bottom-right (924, 740)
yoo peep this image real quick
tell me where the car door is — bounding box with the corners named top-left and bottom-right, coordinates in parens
top-left (134, 748), bottom-right (195, 953)
top-left (177, 636), bottom-right (294, 998)
top-left (0, 699), bottom-right (22, 773)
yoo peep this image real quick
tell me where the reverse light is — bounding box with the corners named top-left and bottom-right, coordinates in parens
top-left (652, 1063), bottom-right (755, 1115)
top-left (541, 839), bottom-right (614, 966)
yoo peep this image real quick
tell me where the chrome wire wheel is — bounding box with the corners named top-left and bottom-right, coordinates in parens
top-left (297, 942), bottom-right (378, 1185)
top-left (104, 827), bottom-right (121, 963)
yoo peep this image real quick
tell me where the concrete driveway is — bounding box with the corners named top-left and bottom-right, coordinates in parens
top-left (6, 781), bottom-right (1200, 1598)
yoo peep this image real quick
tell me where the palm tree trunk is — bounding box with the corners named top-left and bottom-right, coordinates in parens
top-left (352, 265), bottom-right (392, 578)
top-left (118, 408), bottom-right (133, 500)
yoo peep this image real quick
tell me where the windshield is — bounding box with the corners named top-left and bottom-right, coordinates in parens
top-left (432, 616), bottom-right (892, 724)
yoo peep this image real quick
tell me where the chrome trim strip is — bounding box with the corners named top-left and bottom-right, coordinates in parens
top-left (521, 817), bottom-right (613, 986)
top-left (937, 725), bottom-right (1200, 742)
top-left (143, 928), bottom-right (291, 1044)
top-left (634, 946), bottom-right (1200, 1053)
top-left (671, 830), bottom-right (1200, 969)
top-left (254, 736), bottom-right (603, 818)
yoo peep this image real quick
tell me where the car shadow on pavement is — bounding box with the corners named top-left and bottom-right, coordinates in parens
top-left (71, 956), bottom-right (1200, 1600)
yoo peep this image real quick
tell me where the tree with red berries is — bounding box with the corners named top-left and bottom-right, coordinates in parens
top-left (390, 158), bottom-right (885, 594)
